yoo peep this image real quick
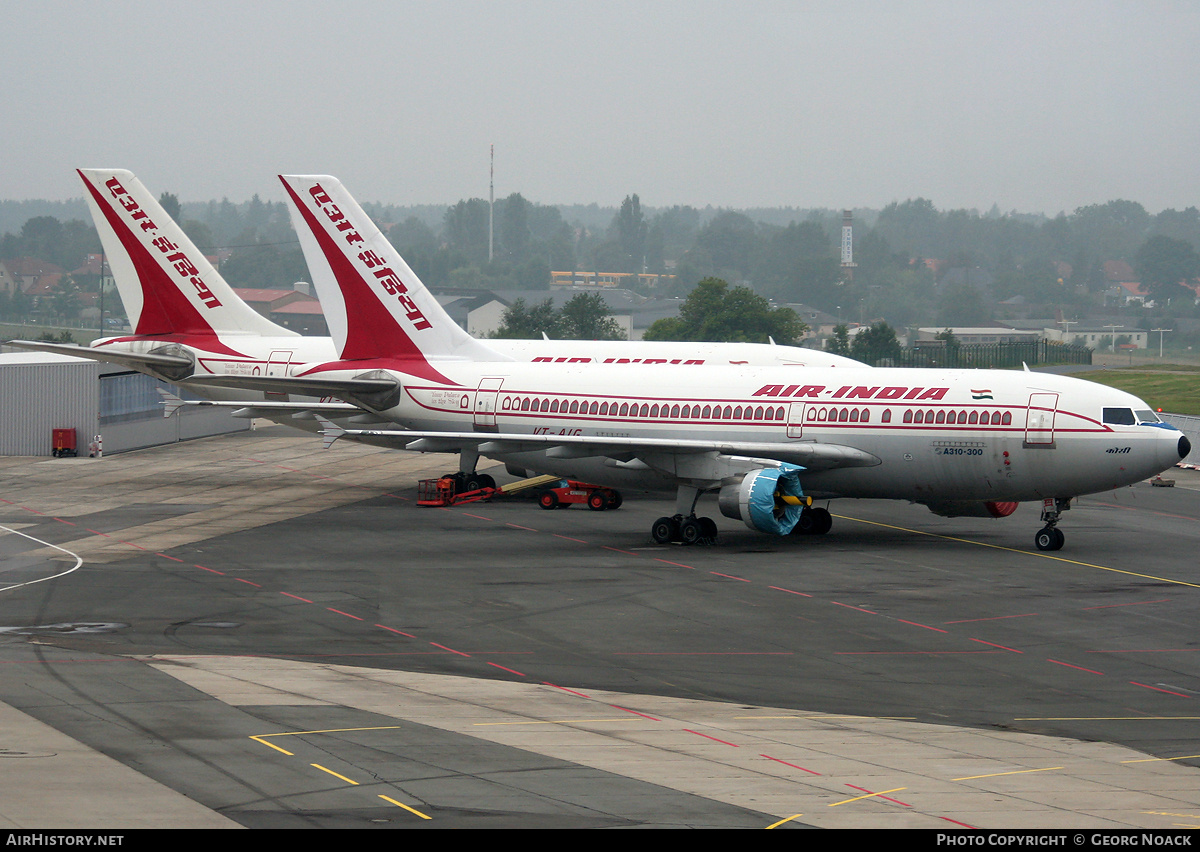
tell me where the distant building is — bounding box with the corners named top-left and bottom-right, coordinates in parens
top-left (550, 271), bottom-right (676, 290)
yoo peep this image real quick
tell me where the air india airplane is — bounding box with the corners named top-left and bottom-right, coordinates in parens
top-left (179, 174), bottom-right (1190, 552)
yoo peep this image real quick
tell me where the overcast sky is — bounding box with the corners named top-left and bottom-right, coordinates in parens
top-left (5, 1), bottom-right (1198, 215)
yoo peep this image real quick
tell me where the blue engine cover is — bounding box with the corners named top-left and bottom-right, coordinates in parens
top-left (718, 464), bottom-right (806, 535)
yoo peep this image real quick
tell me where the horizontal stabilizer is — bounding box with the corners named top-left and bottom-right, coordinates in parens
top-left (187, 372), bottom-right (400, 403)
top-left (8, 340), bottom-right (194, 378)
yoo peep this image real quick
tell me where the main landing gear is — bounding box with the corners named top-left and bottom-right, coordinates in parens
top-left (436, 447), bottom-right (495, 497)
top-left (792, 506), bottom-right (833, 536)
top-left (653, 485), bottom-right (718, 546)
top-left (1035, 497), bottom-right (1071, 551)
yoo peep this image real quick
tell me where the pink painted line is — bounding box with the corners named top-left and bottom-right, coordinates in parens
top-left (196, 565), bottom-right (225, 575)
top-left (375, 624), bottom-right (416, 638)
top-left (1082, 600), bottom-right (1170, 610)
top-left (86, 529), bottom-right (111, 537)
top-left (544, 682), bottom-right (591, 698)
top-left (969, 638), bottom-right (1023, 653)
top-left (487, 662), bottom-right (527, 677)
top-left (281, 592), bottom-right (313, 603)
top-left (22, 507), bottom-right (45, 515)
top-left (897, 619), bottom-right (947, 632)
top-left (609, 704), bottom-right (660, 721)
top-left (945, 613), bottom-right (1037, 624)
top-left (1047, 659), bottom-right (1104, 675)
top-left (832, 601), bottom-right (876, 614)
top-left (615, 651), bottom-right (794, 656)
top-left (506, 524), bottom-right (536, 531)
top-left (1130, 681), bottom-right (1191, 698)
top-left (940, 816), bottom-right (977, 828)
top-left (326, 607), bottom-right (363, 620)
top-left (761, 754), bottom-right (821, 776)
top-left (768, 585), bottom-right (813, 597)
top-left (602, 546), bottom-right (638, 556)
top-left (654, 559), bottom-right (694, 569)
top-left (429, 642), bottom-right (470, 657)
top-left (157, 554), bottom-right (184, 562)
top-left (846, 784), bottom-right (911, 807)
top-left (53, 518), bottom-right (76, 526)
top-left (236, 578), bottom-right (262, 587)
top-left (834, 650), bottom-right (1002, 655)
top-left (118, 541), bottom-right (147, 550)
top-left (683, 729), bottom-right (738, 746)
top-left (710, 571), bottom-right (749, 582)
top-left (0, 498), bottom-right (14, 504)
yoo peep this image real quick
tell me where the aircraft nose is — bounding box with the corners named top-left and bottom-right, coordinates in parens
top-left (1180, 434), bottom-right (1193, 460)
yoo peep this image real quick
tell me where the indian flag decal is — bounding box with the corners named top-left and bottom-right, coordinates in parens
top-left (971, 389), bottom-right (993, 400)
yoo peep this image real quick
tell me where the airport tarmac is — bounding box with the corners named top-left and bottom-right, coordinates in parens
top-left (2, 426), bottom-right (1200, 830)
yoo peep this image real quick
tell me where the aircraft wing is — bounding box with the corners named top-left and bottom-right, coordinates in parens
top-left (316, 421), bottom-right (880, 472)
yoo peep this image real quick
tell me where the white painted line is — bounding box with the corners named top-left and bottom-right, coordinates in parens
top-left (0, 524), bottom-right (84, 593)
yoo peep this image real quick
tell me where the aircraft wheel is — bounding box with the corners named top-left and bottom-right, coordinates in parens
top-left (587, 491), bottom-right (608, 511)
top-left (698, 516), bottom-right (719, 545)
top-left (794, 510), bottom-right (817, 535)
top-left (651, 516), bottom-right (676, 544)
top-left (538, 491), bottom-right (559, 510)
top-left (1035, 527), bottom-right (1064, 551)
top-left (606, 491), bottom-right (623, 510)
top-left (464, 473), bottom-right (494, 492)
top-left (679, 517), bottom-right (702, 545)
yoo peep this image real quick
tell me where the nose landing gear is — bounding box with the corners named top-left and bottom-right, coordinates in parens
top-left (1035, 497), bottom-right (1071, 551)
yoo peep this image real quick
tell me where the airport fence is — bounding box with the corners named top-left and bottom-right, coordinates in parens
top-left (878, 341), bottom-right (1093, 370)
top-left (1162, 414), bottom-right (1199, 463)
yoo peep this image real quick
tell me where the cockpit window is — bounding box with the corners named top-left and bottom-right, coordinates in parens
top-left (1103, 407), bottom-right (1136, 425)
top-left (1135, 409), bottom-right (1160, 423)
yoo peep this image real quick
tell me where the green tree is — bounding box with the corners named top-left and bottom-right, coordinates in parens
top-left (612, 194), bottom-right (647, 273)
top-left (643, 277), bottom-right (807, 344)
top-left (1135, 235), bottom-right (1200, 303)
top-left (559, 293), bottom-right (624, 340)
top-left (158, 192), bottom-right (181, 222)
top-left (850, 321), bottom-right (902, 365)
top-left (491, 298), bottom-right (560, 339)
top-left (825, 323), bottom-right (851, 356)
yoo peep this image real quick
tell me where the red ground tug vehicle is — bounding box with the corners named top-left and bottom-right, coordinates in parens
top-left (417, 473), bottom-right (623, 511)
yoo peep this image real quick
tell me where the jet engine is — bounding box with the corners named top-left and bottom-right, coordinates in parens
top-left (922, 500), bottom-right (1020, 519)
top-left (717, 464), bottom-right (806, 535)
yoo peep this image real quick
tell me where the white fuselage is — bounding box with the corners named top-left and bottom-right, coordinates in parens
top-left (304, 360), bottom-right (1184, 503)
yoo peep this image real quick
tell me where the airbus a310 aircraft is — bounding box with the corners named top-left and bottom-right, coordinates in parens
top-left (9, 169), bottom-right (865, 488)
top-left (183, 174), bottom-right (1190, 552)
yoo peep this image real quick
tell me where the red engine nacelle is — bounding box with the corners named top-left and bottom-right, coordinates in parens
top-left (923, 500), bottom-right (1020, 519)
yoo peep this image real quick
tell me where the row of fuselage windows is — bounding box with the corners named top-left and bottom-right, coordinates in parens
top-left (501, 396), bottom-right (1013, 427)
top-left (506, 397), bottom-right (787, 421)
top-left (803, 407), bottom-right (1013, 425)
